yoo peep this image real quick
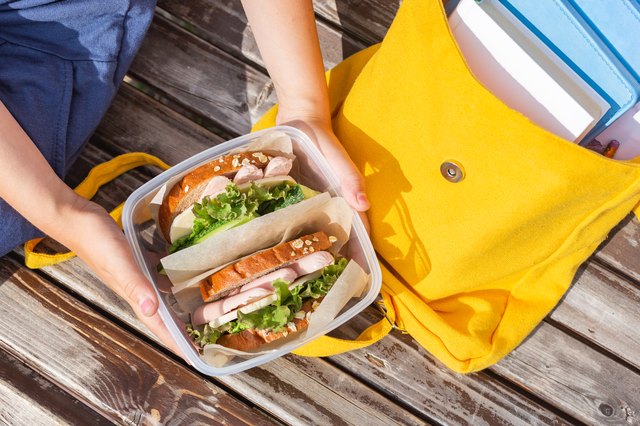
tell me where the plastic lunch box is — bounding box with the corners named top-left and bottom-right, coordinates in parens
top-left (122, 126), bottom-right (382, 376)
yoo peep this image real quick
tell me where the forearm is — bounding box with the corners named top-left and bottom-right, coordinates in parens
top-left (241, 0), bottom-right (330, 121)
top-left (0, 101), bottom-right (81, 243)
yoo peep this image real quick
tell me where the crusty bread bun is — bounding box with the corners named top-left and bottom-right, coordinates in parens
top-left (216, 298), bottom-right (321, 351)
top-left (200, 231), bottom-right (332, 302)
top-left (158, 151), bottom-right (273, 241)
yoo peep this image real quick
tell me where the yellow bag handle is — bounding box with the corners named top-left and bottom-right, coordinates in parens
top-left (24, 152), bottom-right (171, 269)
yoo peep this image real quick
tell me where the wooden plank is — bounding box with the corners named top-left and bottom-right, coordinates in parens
top-left (0, 353), bottom-right (111, 426)
top-left (594, 214), bottom-right (640, 282)
top-left (129, 15), bottom-right (276, 134)
top-left (328, 309), bottom-right (573, 426)
top-left (92, 82), bottom-right (221, 165)
top-left (313, 0), bottom-right (400, 44)
top-left (549, 261), bottom-right (640, 369)
top-left (156, 0), bottom-right (366, 70)
top-left (0, 257), bottom-right (274, 425)
top-left (331, 302), bottom-right (640, 426)
top-left (27, 85), bottom-right (430, 426)
top-left (327, 251), bottom-right (640, 425)
top-left (494, 325), bottom-right (640, 426)
top-left (220, 355), bottom-right (429, 425)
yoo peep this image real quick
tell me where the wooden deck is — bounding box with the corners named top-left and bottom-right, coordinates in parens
top-left (2, 2), bottom-right (639, 425)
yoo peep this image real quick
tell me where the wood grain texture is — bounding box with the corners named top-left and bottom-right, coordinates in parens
top-left (495, 325), bottom-right (640, 426)
top-left (0, 257), bottom-right (275, 426)
top-left (594, 214), bottom-right (640, 282)
top-left (129, 15), bottom-right (276, 134)
top-left (92, 83), bottom-right (222, 165)
top-left (313, 0), bottom-right (401, 44)
top-left (549, 261), bottom-right (640, 369)
top-left (328, 309), bottom-right (571, 426)
top-left (156, 0), bottom-right (366, 70)
top-left (0, 353), bottom-right (111, 426)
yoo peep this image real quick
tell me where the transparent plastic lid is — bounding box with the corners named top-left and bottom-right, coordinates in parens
top-left (122, 126), bottom-right (381, 376)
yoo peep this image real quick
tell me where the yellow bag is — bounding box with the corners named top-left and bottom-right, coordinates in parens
top-left (254, 0), bottom-right (640, 372)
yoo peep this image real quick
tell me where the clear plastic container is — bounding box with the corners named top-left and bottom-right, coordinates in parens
top-left (122, 126), bottom-right (381, 375)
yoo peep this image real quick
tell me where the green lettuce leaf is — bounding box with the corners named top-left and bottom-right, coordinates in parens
top-left (186, 323), bottom-right (222, 346)
top-left (200, 258), bottom-right (349, 343)
top-left (169, 181), bottom-right (306, 253)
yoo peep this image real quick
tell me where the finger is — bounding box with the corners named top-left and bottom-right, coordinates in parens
top-left (100, 235), bottom-right (160, 318)
top-left (339, 165), bottom-right (370, 212)
top-left (120, 270), bottom-right (159, 317)
top-left (321, 141), bottom-right (370, 212)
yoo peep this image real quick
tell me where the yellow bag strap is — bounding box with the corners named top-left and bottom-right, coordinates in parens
top-left (24, 152), bottom-right (171, 269)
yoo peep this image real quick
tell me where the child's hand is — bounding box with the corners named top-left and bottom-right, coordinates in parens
top-left (62, 198), bottom-right (183, 356)
top-left (278, 116), bottom-right (371, 234)
top-left (241, 0), bottom-right (370, 232)
top-left (0, 100), bottom-right (181, 357)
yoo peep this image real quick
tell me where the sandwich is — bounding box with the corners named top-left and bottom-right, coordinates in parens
top-left (158, 151), bottom-right (319, 253)
top-left (186, 231), bottom-right (346, 351)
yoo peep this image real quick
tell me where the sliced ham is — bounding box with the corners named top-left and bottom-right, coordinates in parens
top-left (199, 175), bottom-right (231, 202)
top-left (192, 268), bottom-right (297, 325)
top-left (233, 164), bottom-right (264, 185)
top-left (263, 156), bottom-right (293, 177)
top-left (289, 251), bottom-right (334, 276)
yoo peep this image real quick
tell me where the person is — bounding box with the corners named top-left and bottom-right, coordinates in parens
top-left (0, 0), bottom-right (368, 354)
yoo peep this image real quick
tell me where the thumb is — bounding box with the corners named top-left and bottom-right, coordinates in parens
top-left (337, 161), bottom-right (370, 212)
top-left (118, 269), bottom-right (159, 318)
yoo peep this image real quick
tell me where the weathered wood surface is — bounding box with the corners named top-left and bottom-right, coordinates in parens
top-left (0, 353), bottom-right (111, 426)
top-left (495, 326), bottom-right (640, 426)
top-left (0, 256), bottom-right (275, 425)
top-left (313, 0), bottom-right (401, 44)
top-left (595, 214), bottom-right (640, 282)
top-left (329, 311), bottom-right (572, 426)
top-left (2, 0), bottom-right (640, 424)
top-left (550, 261), bottom-right (640, 369)
top-left (130, 15), bottom-right (275, 134)
top-left (156, 0), bottom-right (366, 70)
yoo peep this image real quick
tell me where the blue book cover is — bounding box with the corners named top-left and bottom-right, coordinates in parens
top-left (568, 0), bottom-right (640, 82)
top-left (496, 0), bottom-right (640, 140)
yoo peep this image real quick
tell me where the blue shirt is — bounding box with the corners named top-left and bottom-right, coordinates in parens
top-left (0, 0), bottom-right (155, 255)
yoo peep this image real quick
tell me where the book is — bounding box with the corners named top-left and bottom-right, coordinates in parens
top-left (449, 0), bottom-right (607, 141)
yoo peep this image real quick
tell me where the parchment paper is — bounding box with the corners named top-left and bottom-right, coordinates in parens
top-left (201, 259), bottom-right (369, 367)
top-left (168, 195), bottom-right (354, 314)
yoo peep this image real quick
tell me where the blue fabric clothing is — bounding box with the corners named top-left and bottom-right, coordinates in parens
top-left (0, 0), bottom-right (156, 256)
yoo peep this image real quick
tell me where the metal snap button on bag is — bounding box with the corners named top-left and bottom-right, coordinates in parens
top-left (441, 161), bottom-right (465, 182)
